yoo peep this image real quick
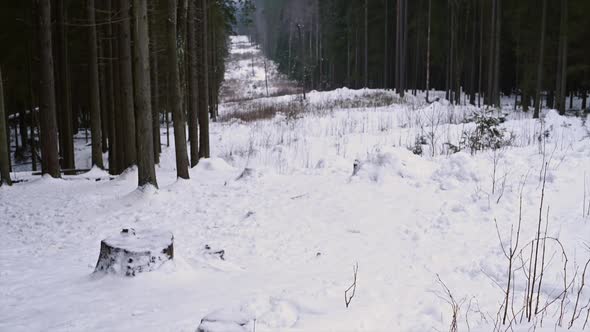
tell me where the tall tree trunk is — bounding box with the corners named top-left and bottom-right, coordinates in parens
top-left (167, 0), bottom-right (190, 179)
top-left (149, 8), bottom-right (161, 164)
top-left (533, 0), bottom-right (547, 119)
top-left (364, 0), bottom-right (368, 88)
top-left (555, 0), bottom-right (568, 115)
top-left (133, 0), bottom-right (158, 188)
top-left (288, 23), bottom-right (293, 75)
top-left (37, 0), bottom-right (61, 178)
top-left (396, 0), bottom-right (407, 97)
top-left (477, 0), bottom-right (483, 107)
top-left (469, 2), bottom-right (477, 105)
top-left (198, 0), bottom-right (210, 158)
top-left (486, 0), bottom-right (496, 106)
top-left (187, 0), bottom-right (199, 167)
top-left (98, 29), bottom-right (109, 154)
top-left (88, 0), bottom-right (104, 168)
top-left (0, 67), bottom-right (11, 185)
top-left (55, 0), bottom-right (75, 173)
top-left (425, 0), bottom-right (431, 102)
top-left (119, 0), bottom-right (136, 168)
top-left (383, 0), bottom-right (388, 89)
top-left (105, 0), bottom-right (118, 174)
top-left (492, 0), bottom-right (502, 107)
top-left (113, 21), bottom-right (125, 175)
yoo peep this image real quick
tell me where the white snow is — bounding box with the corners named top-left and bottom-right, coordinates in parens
top-left (1, 36), bottom-right (590, 332)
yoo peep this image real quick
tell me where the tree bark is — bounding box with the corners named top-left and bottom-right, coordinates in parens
top-left (167, 0), bottom-right (190, 180)
top-left (37, 0), bottom-right (61, 178)
top-left (133, 0), bottom-right (158, 188)
top-left (119, 0), bottom-right (136, 169)
top-left (87, 0), bottom-right (104, 168)
top-left (0, 67), bottom-right (11, 185)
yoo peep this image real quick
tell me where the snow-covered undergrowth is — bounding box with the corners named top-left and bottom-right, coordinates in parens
top-left (1, 36), bottom-right (590, 332)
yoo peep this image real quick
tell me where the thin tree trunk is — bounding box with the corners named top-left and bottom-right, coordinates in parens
top-left (55, 0), bottom-right (75, 173)
top-left (187, 0), bottom-right (199, 167)
top-left (555, 0), bottom-right (568, 115)
top-left (425, 0), bottom-right (431, 102)
top-left (0, 67), bottom-right (11, 185)
top-left (133, 0), bottom-right (158, 188)
top-left (98, 29), bottom-right (109, 154)
top-left (119, 0), bottom-right (136, 169)
top-left (167, 0), bottom-right (190, 179)
top-left (533, 0), bottom-right (548, 119)
top-left (364, 0), bottom-right (368, 88)
top-left (149, 5), bottom-right (161, 164)
top-left (469, 2), bottom-right (477, 105)
top-left (493, 0), bottom-right (502, 107)
top-left (105, 0), bottom-right (118, 174)
top-left (486, 0), bottom-right (496, 106)
top-left (477, 0), bottom-right (483, 107)
top-left (384, 0), bottom-right (388, 89)
top-left (37, 0), bottom-right (60, 178)
top-left (198, 0), bottom-right (210, 158)
top-left (113, 20), bottom-right (125, 175)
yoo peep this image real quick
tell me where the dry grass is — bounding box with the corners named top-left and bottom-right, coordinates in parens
top-left (218, 101), bottom-right (304, 123)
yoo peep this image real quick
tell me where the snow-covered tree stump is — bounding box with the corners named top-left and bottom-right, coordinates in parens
top-left (94, 228), bottom-right (174, 277)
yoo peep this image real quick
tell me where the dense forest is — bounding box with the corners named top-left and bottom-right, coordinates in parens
top-left (242, 0), bottom-right (590, 117)
top-left (0, 0), bottom-right (237, 187)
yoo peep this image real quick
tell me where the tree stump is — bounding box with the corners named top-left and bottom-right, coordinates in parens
top-left (94, 228), bottom-right (174, 277)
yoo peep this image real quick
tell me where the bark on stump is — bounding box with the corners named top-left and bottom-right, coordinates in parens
top-left (94, 228), bottom-right (174, 277)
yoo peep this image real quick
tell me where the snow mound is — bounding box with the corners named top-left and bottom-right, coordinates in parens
top-left (352, 148), bottom-right (420, 183)
top-left (234, 168), bottom-right (262, 182)
top-left (195, 158), bottom-right (235, 172)
top-left (79, 166), bottom-right (110, 179)
top-left (197, 307), bottom-right (254, 332)
top-left (198, 297), bottom-right (301, 332)
top-left (432, 152), bottom-right (480, 190)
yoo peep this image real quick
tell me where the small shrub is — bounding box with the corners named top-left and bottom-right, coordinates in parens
top-left (411, 135), bottom-right (427, 156)
top-left (460, 111), bottom-right (512, 154)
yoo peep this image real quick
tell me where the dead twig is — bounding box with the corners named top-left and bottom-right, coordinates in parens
top-left (344, 262), bottom-right (358, 308)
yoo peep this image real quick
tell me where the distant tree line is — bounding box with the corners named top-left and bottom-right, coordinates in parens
top-left (244, 0), bottom-right (589, 117)
top-left (0, 0), bottom-right (237, 187)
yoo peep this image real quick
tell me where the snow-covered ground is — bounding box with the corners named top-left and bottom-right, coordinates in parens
top-left (1, 36), bottom-right (590, 332)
